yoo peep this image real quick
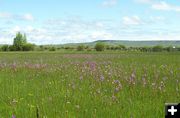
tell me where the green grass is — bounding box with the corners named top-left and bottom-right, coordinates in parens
top-left (0, 51), bottom-right (179, 118)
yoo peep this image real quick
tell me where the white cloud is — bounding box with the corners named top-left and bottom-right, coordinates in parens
top-left (102, 0), bottom-right (117, 7)
top-left (0, 20), bottom-right (115, 44)
top-left (152, 1), bottom-right (180, 12)
top-left (25, 26), bottom-right (34, 32)
top-left (0, 12), bottom-right (35, 21)
top-left (10, 26), bottom-right (21, 34)
top-left (95, 22), bottom-right (104, 28)
top-left (0, 16), bottom-right (180, 45)
top-left (149, 16), bottom-right (165, 23)
top-left (151, 16), bottom-right (164, 20)
top-left (0, 37), bottom-right (11, 44)
top-left (135, 0), bottom-right (152, 4)
top-left (0, 12), bottom-right (12, 18)
top-left (122, 16), bottom-right (143, 25)
top-left (1, 23), bottom-right (180, 44)
top-left (136, 0), bottom-right (180, 12)
top-left (90, 31), bottom-right (113, 40)
top-left (23, 14), bottom-right (34, 21)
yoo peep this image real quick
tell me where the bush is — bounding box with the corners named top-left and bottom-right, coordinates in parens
top-left (118, 45), bottom-right (126, 50)
top-left (85, 46), bottom-right (89, 49)
top-left (110, 46), bottom-right (115, 50)
top-left (177, 47), bottom-right (180, 51)
top-left (1, 45), bottom-right (9, 51)
top-left (64, 47), bottom-right (71, 50)
top-left (49, 47), bottom-right (56, 51)
top-left (9, 45), bottom-right (16, 51)
top-left (95, 43), bottom-right (105, 51)
top-left (105, 45), bottom-right (110, 50)
top-left (141, 47), bottom-right (151, 52)
top-left (77, 45), bottom-right (85, 51)
top-left (39, 45), bottom-right (45, 51)
top-left (87, 48), bottom-right (92, 51)
top-left (44, 47), bottom-right (49, 50)
top-left (152, 45), bottom-right (163, 52)
top-left (22, 43), bottom-right (35, 51)
top-left (165, 46), bottom-right (177, 52)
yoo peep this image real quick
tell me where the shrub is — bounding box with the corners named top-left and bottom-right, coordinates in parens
top-left (177, 47), bottom-right (180, 51)
top-left (22, 43), bottom-right (35, 51)
top-left (44, 47), bottom-right (49, 50)
top-left (105, 45), bottom-right (110, 50)
top-left (118, 45), bottom-right (126, 50)
top-left (141, 47), bottom-right (151, 52)
top-left (110, 46), bottom-right (115, 50)
top-left (77, 45), bottom-right (85, 51)
top-left (1, 45), bottom-right (9, 51)
top-left (152, 45), bottom-right (163, 52)
top-left (85, 46), bottom-right (89, 49)
top-left (49, 47), bottom-right (56, 51)
top-left (87, 48), bottom-right (92, 51)
top-left (64, 47), bottom-right (70, 50)
top-left (165, 46), bottom-right (177, 52)
top-left (9, 45), bottom-right (16, 51)
top-left (39, 45), bottom-right (45, 51)
top-left (95, 43), bottom-right (105, 51)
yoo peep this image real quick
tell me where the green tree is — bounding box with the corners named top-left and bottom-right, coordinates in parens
top-left (13, 32), bottom-right (27, 51)
top-left (95, 42), bottom-right (105, 51)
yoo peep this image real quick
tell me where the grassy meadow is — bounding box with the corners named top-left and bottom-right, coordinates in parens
top-left (0, 51), bottom-right (179, 118)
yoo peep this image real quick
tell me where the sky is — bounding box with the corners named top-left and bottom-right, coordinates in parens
top-left (0, 0), bottom-right (180, 44)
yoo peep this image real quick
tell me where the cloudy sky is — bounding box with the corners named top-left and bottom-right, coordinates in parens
top-left (0, 0), bottom-right (180, 44)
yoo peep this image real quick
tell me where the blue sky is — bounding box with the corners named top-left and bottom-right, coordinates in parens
top-left (0, 0), bottom-right (180, 44)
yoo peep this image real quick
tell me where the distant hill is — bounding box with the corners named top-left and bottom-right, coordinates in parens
top-left (1, 40), bottom-right (180, 48)
top-left (59, 40), bottom-right (180, 47)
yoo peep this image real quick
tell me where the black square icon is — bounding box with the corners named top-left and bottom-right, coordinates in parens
top-left (165, 103), bottom-right (180, 118)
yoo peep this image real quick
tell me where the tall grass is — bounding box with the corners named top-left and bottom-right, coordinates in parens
top-left (0, 52), bottom-right (179, 118)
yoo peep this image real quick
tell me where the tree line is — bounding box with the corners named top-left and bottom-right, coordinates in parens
top-left (76, 43), bottom-right (180, 52)
top-left (0, 32), bottom-right (180, 52)
top-left (1, 32), bottom-right (35, 51)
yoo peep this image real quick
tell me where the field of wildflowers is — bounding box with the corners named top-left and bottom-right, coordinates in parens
top-left (0, 52), bottom-right (179, 118)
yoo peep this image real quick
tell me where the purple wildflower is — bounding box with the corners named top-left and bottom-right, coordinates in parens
top-left (129, 71), bottom-right (136, 85)
top-left (11, 62), bottom-right (17, 71)
top-left (114, 82), bottom-right (122, 93)
top-left (114, 87), bottom-right (120, 93)
top-left (88, 62), bottom-right (96, 71)
top-left (112, 95), bottom-right (117, 101)
top-left (113, 80), bottom-right (120, 85)
top-left (12, 114), bottom-right (16, 118)
top-left (100, 75), bottom-right (105, 81)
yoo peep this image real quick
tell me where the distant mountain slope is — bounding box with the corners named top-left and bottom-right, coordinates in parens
top-left (60, 40), bottom-right (180, 47)
top-left (1, 40), bottom-right (179, 47)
